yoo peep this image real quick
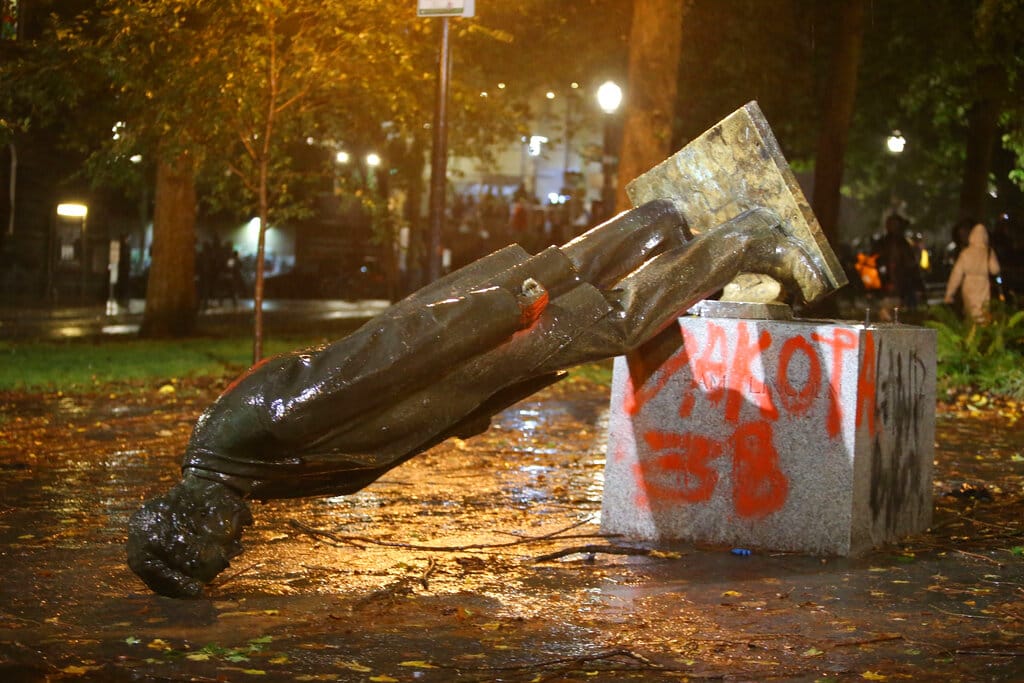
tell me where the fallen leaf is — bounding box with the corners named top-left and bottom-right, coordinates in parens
top-left (369, 676), bottom-right (399, 683)
top-left (338, 660), bottom-right (372, 673)
top-left (861, 672), bottom-right (887, 681)
top-left (399, 660), bottom-right (437, 668)
top-left (147, 638), bottom-right (171, 651)
top-left (61, 664), bottom-right (102, 675)
top-left (721, 590), bottom-right (742, 598)
top-left (802, 647), bottom-right (824, 657)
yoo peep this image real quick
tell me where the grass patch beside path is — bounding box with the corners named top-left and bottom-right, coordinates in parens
top-left (0, 335), bottom-right (333, 391)
top-left (1, 333), bottom-right (617, 394)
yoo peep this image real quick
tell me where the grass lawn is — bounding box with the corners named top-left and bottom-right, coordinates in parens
top-left (0, 335), bottom-right (333, 391)
top-left (0, 334), bottom-right (616, 393)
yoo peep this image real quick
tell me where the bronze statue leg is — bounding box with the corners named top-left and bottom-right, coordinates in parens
top-left (528, 208), bottom-right (831, 373)
top-left (561, 198), bottom-right (690, 290)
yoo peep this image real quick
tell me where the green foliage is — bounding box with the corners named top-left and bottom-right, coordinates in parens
top-left (567, 360), bottom-right (614, 387)
top-left (848, 0), bottom-right (1024, 231)
top-left (926, 302), bottom-right (1024, 399)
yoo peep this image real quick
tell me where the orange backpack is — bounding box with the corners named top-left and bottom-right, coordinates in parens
top-left (855, 253), bottom-right (881, 290)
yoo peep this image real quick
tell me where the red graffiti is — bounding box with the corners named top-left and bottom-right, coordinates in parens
top-left (811, 328), bottom-right (859, 438)
top-left (622, 319), bottom-right (877, 518)
top-left (639, 420), bottom-right (788, 519)
top-left (729, 421), bottom-right (789, 518)
top-left (623, 323), bottom-right (697, 416)
top-left (628, 320), bottom-right (867, 433)
top-left (776, 334), bottom-right (821, 415)
top-left (856, 331), bottom-right (877, 437)
top-left (638, 430), bottom-right (724, 504)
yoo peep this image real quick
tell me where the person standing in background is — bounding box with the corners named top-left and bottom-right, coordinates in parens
top-left (944, 220), bottom-right (1001, 324)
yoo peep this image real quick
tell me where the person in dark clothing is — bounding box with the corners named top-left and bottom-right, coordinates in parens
top-left (877, 213), bottom-right (924, 315)
top-left (127, 199), bottom-right (831, 598)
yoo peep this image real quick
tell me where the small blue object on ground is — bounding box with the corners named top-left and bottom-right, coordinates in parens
top-left (731, 548), bottom-right (752, 556)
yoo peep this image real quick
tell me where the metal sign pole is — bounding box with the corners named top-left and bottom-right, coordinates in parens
top-left (427, 16), bottom-right (451, 282)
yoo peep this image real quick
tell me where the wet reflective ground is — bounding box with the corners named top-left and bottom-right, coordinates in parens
top-left (1, 378), bottom-right (1022, 681)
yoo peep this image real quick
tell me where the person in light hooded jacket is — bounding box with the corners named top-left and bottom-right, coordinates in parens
top-left (944, 221), bottom-right (1001, 323)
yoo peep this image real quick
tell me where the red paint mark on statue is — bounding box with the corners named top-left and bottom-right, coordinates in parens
top-left (637, 431), bottom-right (724, 503)
top-left (811, 328), bottom-right (858, 438)
top-left (220, 353), bottom-right (277, 398)
top-left (856, 330), bottom-right (877, 437)
top-left (730, 421), bottom-right (789, 518)
top-left (639, 419), bottom-right (789, 518)
top-left (729, 323), bottom-right (776, 422)
top-left (682, 321), bottom-right (776, 422)
top-left (624, 323), bottom-right (697, 417)
top-left (776, 334), bottom-right (821, 415)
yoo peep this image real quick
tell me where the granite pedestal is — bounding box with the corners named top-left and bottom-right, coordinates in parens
top-left (600, 308), bottom-right (936, 555)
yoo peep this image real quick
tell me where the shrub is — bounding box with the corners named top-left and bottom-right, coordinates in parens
top-left (926, 302), bottom-right (1024, 400)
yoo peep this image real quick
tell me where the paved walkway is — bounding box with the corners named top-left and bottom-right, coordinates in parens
top-left (0, 298), bottom-right (391, 340)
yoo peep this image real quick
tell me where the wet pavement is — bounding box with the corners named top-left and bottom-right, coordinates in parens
top-left (0, 299), bottom-right (391, 341)
top-left (1, 374), bottom-right (1023, 681)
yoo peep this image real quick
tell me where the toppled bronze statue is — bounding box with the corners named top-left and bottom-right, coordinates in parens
top-left (128, 103), bottom-right (845, 598)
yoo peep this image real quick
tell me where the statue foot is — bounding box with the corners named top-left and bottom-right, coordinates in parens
top-left (730, 208), bottom-right (831, 304)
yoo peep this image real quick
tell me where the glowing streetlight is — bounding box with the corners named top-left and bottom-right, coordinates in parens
top-left (57, 203), bottom-right (89, 300)
top-left (365, 152), bottom-right (381, 167)
top-left (335, 150), bottom-right (350, 164)
top-left (596, 80), bottom-right (623, 115)
top-left (886, 131), bottom-right (906, 154)
top-left (57, 203), bottom-right (88, 218)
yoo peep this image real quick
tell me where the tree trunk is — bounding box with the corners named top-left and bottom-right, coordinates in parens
top-left (615, 0), bottom-right (686, 211)
top-left (139, 154), bottom-right (197, 338)
top-left (811, 0), bottom-right (865, 247)
top-left (958, 65), bottom-right (1004, 222)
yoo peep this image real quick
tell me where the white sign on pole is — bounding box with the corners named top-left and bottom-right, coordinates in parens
top-left (417, 0), bottom-right (475, 18)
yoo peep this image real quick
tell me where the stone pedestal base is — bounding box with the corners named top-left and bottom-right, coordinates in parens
top-left (600, 313), bottom-right (936, 556)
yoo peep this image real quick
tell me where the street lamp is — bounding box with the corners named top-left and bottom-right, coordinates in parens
top-left (57, 203), bottom-right (89, 301)
top-left (365, 152), bottom-right (382, 193)
top-left (886, 131), bottom-right (906, 154)
top-left (596, 80), bottom-right (623, 115)
top-left (596, 80), bottom-right (622, 221)
top-left (57, 203), bottom-right (88, 218)
top-left (885, 131), bottom-right (907, 215)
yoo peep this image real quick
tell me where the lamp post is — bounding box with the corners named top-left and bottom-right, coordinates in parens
top-left (57, 203), bottom-right (89, 302)
top-left (596, 80), bottom-right (622, 222)
top-left (886, 130), bottom-right (906, 213)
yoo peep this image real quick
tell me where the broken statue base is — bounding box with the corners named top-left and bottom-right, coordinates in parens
top-left (600, 306), bottom-right (936, 556)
